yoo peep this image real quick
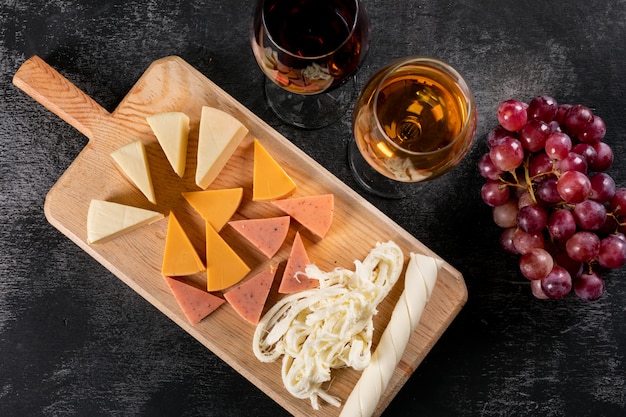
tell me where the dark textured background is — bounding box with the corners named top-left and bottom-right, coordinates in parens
top-left (2, 0), bottom-right (626, 416)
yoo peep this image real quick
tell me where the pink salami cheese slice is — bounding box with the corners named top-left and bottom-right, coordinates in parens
top-left (228, 216), bottom-right (290, 258)
top-left (224, 265), bottom-right (277, 324)
top-left (271, 194), bottom-right (334, 239)
top-left (164, 276), bottom-right (225, 324)
top-left (278, 232), bottom-right (319, 294)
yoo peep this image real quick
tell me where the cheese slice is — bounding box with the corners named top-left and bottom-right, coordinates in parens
top-left (146, 112), bottom-right (190, 177)
top-left (278, 232), bottom-right (318, 293)
top-left (228, 216), bottom-right (290, 258)
top-left (86, 199), bottom-right (163, 244)
top-left (224, 265), bottom-right (277, 325)
top-left (272, 194), bottom-right (334, 239)
top-left (195, 106), bottom-right (248, 189)
top-left (161, 211), bottom-right (205, 276)
top-left (164, 276), bottom-right (225, 324)
top-left (206, 223), bottom-right (251, 291)
top-left (182, 188), bottom-right (243, 232)
top-left (253, 139), bottom-right (297, 201)
top-left (110, 140), bottom-right (156, 204)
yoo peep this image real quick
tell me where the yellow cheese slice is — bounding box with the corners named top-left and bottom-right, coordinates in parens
top-left (252, 139), bottom-right (297, 201)
top-left (161, 211), bottom-right (206, 276)
top-left (87, 199), bottom-right (163, 244)
top-left (195, 106), bottom-right (249, 189)
top-left (146, 112), bottom-right (190, 177)
top-left (182, 188), bottom-right (243, 232)
top-left (206, 223), bottom-right (250, 291)
top-left (110, 140), bottom-right (156, 204)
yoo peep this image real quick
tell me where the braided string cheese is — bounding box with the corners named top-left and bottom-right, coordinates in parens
top-left (339, 253), bottom-right (442, 417)
top-left (252, 241), bottom-right (404, 410)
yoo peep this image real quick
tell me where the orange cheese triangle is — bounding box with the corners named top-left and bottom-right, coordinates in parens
top-left (164, 276), bottom-right (225, 324)
top-left (182, 188), bottom-right (243, 232)
top-left (161, 211), bottom-right (205, 276)
top-left (253, 139), bottom-right (297, 201)
top-left (278, 232), bottom-right (318, 294)
top-left (224, 265), bottom-right (277, 324)
top-left (272, 194), bottom-right (334, 239)
top-left (228, 216), bottom-right (290, 258)
top-left (206, 223), bottom-right (251, 291)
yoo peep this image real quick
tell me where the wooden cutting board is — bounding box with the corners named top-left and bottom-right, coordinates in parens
top-left (12, 55), bottom-right (467, 417)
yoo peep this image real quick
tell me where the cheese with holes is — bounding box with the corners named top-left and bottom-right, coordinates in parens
top-left (146, 112), bottom-right (190, 177)
top-left (272, 194), bottom-right (334, 239)
top-left (87, 199), bottom-right (163, 244)
top-left (164, 276), bottom-right (225, 324)
top-left (206, 223), bottom-right (251, 291)
top-left (253, 139), bottom-right (297, 201)
top-left (182, 188), bottom-right (243, 232)
top-left (196, 106), bottom-right (248, 189)
top-left (278, 232), bottom-right (318, 293)
top-left (224, 265), bottom-right (277, 324)
top-left (110, 140), bottom-right (156, 204)
top-left (228, 216), bottom-right (290, 258)
top-left (161, 211), bottom-right (205, 276)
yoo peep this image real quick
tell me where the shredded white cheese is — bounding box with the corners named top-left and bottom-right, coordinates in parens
top-left (252, 241), bottom-right (404, 410)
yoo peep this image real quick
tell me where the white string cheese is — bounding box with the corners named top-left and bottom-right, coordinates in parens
top-left (339, 253), bottom-right (442, 417)
top-left (252, 241), bottom-right (404, 410)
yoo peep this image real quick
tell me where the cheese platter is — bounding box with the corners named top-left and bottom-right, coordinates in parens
top-left (12, 55), bottom-right (467, 417)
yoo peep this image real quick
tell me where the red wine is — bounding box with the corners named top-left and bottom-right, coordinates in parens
top-left (264, 0), bottom-right (353, 57)
top-left (252, 0), bottom-right (370, 95)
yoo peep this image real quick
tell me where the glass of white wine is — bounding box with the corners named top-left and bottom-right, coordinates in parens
top-left (348, 56), bottom-right (477, 198)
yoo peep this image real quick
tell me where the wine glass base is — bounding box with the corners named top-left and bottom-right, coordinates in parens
top-left (264, 77), bottom-right (357, 129)
top-left (347, 139), bottom-right (406, 199)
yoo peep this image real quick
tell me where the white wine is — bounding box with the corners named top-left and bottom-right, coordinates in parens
top-left (353, 59), bottom-right (476, 182)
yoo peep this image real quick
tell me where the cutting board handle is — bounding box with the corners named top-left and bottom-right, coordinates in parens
top-left (12, 55), bottom-right (109, 141)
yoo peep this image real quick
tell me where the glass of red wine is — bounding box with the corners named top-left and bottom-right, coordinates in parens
top-left (251, 0), bottom-right (371, 129)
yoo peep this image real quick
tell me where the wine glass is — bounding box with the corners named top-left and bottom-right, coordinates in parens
top-left (250, 0), bottom-right (370, 129)
top-left (348, 56), bottom-right (478, 198)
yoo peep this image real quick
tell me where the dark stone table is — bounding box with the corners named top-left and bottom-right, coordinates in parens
top-left (2, 0), bottom-right (626, 416)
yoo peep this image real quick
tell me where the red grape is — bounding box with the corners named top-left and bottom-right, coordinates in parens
top-left (519, 248), bottom-right (554, 280)
top-left (566, 231), bottom-right (600, 262)
top-left (528, 95), bottom-right (558, 122)
top-left (478, 153), bottom-right (503, 180)
top-left (598, 235), bottom-right (626, 269)
top-left (517, 205), bottom-right (548, 233)
top-left (590, 141), bottom-right (614, 171)
top-left (547, 209), bottom-right (576, 241)
top-left (519, 119), bottom-right (551, 152)
top-left (544, 131), bottom-right (572, 160)
top-left (589, 172), bottom-right (616, 202)
top-left (481, 180), bottom-right (510, 207)
top-left (480, 96), bottom-right (623, 301)
top-left (572, 199), bottom-right (607, 231)
top-left (609, 188), bottom-right (626, 216)
top-left (541, 265), bottom-right (572, 299)
top-left (493, 199), bottom-right (519, 228)
top-left (557, 170), bottom-right (592, 203)
top-left (497, 99), bottom-right (528, 132)
top-left (489, 136), bottom-right (525, 172)
top-left (574, 272), bottom-right (605, 301)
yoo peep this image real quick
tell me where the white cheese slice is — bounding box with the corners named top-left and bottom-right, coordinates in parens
top-left (86, 199), bottom-right (163, 244)
top-left (195, 106), bottom-right (248, 189)
top-left (110, 140), bottom-right (156, 204)
top-left (146, 112), bottom-right (190, 177)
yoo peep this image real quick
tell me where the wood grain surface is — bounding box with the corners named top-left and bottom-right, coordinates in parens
top-left (12, 55), bottom-right (467, 417)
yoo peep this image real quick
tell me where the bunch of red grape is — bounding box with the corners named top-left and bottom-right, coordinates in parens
top-left (479, 95), bottom-right (626, 301)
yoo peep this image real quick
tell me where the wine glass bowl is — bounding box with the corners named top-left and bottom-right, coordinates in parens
top-left (349, 57), bottom-right (477, 197)
top-left (251, 0), bottom-right (370, 128)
